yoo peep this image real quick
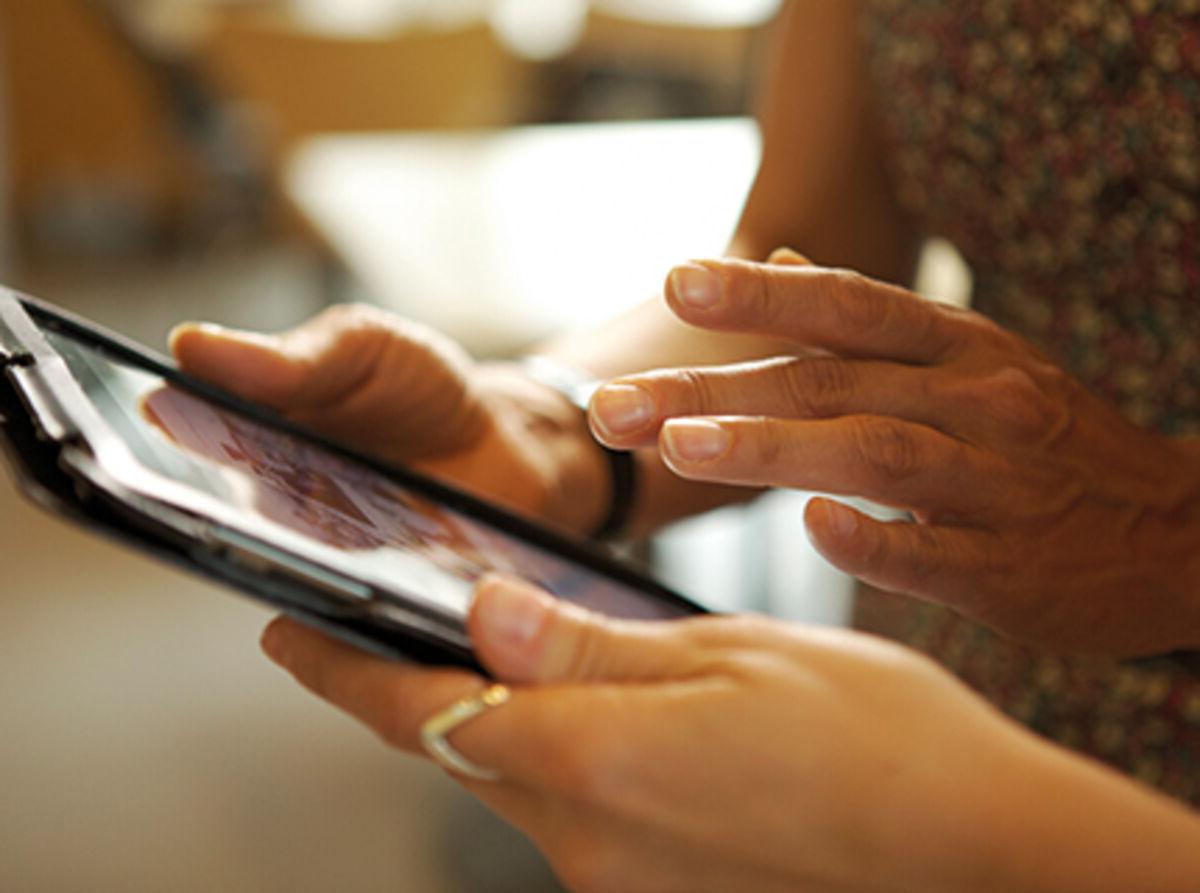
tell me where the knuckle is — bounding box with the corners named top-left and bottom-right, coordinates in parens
top-left (854, 518), bottom-right (892, 578)
top-left (547, 610), bottom-right (625, 681)
top-left (744, 264), bottom-right (782, 328)
top-left (780, 358), bottom-right (858, 417)
top-left (900, 524), bottom-right (949, 591)
top-left (851, 417), bottom-right (923, 487)
top-left (558, 624), bottom-right (606, 681)
top-left (854, 522), bottom-right (952, 597)
top-left (972, 367), bottom-right (1061, 442)
top-left (316, 301), bottom-right (380, 333)
top-left (959, 310), bottom-right (1008, 347)
top-left (749, 416), bottom-right (791, 469)
top-left (673, 367), bottom-right (717, 416)
top-left (969, 310), bottom-right (1041, 357)
top-left (827, 269), bottom-right (888, 334)
top-left (305, 303), bottom-right (396, 363)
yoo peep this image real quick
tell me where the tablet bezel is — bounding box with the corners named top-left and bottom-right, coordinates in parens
top-left (0, 290), bottom-right (703, 669)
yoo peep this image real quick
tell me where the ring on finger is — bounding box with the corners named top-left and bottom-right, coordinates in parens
top-left (419, 684), bottom-right (511, 781)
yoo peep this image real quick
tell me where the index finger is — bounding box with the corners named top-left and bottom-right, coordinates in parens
top-left (261, 617), bottom-right (707, 796)
top-left (665, 259), bottom-right (987, 364)
top-left (261, 617), bottom-right (488, 757)
top-left (260, 618), bottom-right (616, 788)
top-left (169, 303), bottom-right (442, 411)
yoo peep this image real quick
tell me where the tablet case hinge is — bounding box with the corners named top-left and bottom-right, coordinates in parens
top-left (0, 290), bottom-right (38, 364)
top-left (7, 364), bottom-right (78, 442)
top-left (0, 351), bottom-right (34, 369)
top-left (0, 326), bottom-right (34, 369)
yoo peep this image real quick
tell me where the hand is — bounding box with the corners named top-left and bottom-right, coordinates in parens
top-left (260, 580), bottom-right (1200, 893)
top-left (587, 256), bottom-right (1200, 656)
top-left (170, 304), bottom-right (609, 533)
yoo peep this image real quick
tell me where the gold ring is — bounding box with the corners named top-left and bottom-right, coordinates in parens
top-left (419, 684), bottom-right (511, 781)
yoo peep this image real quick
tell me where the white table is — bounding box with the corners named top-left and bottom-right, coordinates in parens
top-left (285, 117), bottom-right (761, 354)
top-left (284, 1), bottom-right (782, 52)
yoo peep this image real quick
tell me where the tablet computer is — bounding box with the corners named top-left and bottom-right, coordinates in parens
top-left (0, 290), bottom-right (702, 671)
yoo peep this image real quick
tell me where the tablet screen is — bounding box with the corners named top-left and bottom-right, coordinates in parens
top-left (43, 328), bottom-right (693, 625)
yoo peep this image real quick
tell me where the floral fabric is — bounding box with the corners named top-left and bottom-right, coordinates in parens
top-left (857, 0), bottom-right (1200, 804)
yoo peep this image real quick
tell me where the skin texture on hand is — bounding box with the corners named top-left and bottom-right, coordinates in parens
top-left (587, 256), bottom-right (1200, 657)
top-left (260, 579), bottom-right (1200, 893)
top-left (169, 303), bottom-right (611, 535)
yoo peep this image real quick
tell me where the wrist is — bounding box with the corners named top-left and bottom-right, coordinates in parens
top-left (865, 715), bottom-right (1044, 893)
top-left (518, 356), bottom-right (638, 539)
top-left (973, 733), bottom-right (1200, 893)
top-left (863, 699), bottom-right (1200, 893)
top-left (474, 362), bottom-right (613, 536)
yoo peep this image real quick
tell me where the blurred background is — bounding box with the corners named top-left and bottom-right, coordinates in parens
top-left (0, 2), bottom-right (910, 890)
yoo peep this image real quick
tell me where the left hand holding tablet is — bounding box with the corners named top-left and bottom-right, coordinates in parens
top-left (259, 575), bottom-right (1200, 893)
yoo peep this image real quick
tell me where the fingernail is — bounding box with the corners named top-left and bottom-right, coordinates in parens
top-left (591, 384), bottom-right (655, 436)
top-left (670, 264), bottom-right (723, 310)
top-left (662, 419), bottom-right (731, 463)
top-left (821, 500), bottom-right (859, 539)
top-left (474, 577), bottom-right (551, 651)
top-left (171, 322), bottom-right (228, 340)
top-left (168, 322), bottom-right (209, 348)
top-left (192, 323), bottom-right (269, 344)
top-left (260, 620), bottom-right (290, 664)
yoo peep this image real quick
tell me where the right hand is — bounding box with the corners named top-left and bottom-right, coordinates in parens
top-left (259, 576), bottom-right (1200, 893)
top-left (170, 304), bottom-right (610, 533)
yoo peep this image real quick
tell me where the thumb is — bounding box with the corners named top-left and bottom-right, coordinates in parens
top-left (170, 322), bottom-right (318, 409)
top-left (170, 303), bottom-right (428, 411)
top-left (468, 575), bottom-right (697, 685)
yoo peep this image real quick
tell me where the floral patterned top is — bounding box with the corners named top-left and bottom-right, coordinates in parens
top-left (856, 0), bottom-right (1200, 804)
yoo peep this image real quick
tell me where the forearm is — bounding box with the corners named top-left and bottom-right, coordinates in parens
top-left (873, 709), bottom-right (1200, 893)
top-left (538, 1), bottom-right (919, 377)
top-left (975, 737), bottom-right (1200, 892)
top-left (527, 0), bottom-right (924, 537)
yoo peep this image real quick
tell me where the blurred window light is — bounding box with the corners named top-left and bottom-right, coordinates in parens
top-left (288, 0), bottom-right (486, 35)
top-left (595, 0), bottom-right (783, 27)
top-left (489, 0), bottom-right (588, 60)
top-left (281, 0), bottom-right (781, 52)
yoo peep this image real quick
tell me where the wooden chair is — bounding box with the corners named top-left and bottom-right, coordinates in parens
top-left (202, 12), bottom-right (537, 153)
top-left (542, 9), bottom-right (763, 120)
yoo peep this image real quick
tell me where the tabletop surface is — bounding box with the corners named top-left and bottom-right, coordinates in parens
top-left (285, 117), bottom-right (761, 354)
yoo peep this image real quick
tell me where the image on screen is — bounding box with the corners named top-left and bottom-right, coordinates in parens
top-left (43, 328), bottom-right (692, 624)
